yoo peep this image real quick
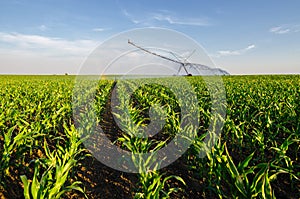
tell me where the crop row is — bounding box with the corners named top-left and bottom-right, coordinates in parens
top-left (0, 75), bottom-right (299, 198)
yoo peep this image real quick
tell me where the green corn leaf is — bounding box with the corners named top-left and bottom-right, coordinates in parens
top-left (262, 169), bottom-right (272, 199)
top-left (238, 151), bottom-right (255, 170)
top-left (31, 165), bottom-right (40, 199)
top-left (148, 174), bottom-right (161, 193)
top-left (20, 175), bottom-right (30, 199)
top-left (224, 143), bottom-right (239, 178)
top-left (250, 163), bottom-right (268, 192)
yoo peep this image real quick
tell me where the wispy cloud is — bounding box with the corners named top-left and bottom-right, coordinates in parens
top-left (151, 12), bottom-right (211, 26)
top-left (269, 25), bottom-right (300, 34)
top-left (270, 26), bottom-right (290, 34)
top-left (92, 28), bottom-right (108, 32)
top-left (213, 44), bottom-right (256, 58)
top-left (122, 9), bottom-right (141, 24)
top-left (122, 9), bottom-right (211, 26)
top-left (0, 32), bottom-right (98, 56)
top-left (38, 25), bottom-right (48, 31)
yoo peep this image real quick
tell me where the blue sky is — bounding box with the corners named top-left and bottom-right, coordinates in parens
top-left (0, 0), bottom-right (299, 74)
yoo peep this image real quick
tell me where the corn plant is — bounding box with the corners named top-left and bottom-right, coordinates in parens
top-left (0, 126), bottom-right (40, 185)
top-left (20, 124), bottom-right (87, 199)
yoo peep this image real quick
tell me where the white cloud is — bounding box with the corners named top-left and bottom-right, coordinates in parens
top-left (152, 13), bottom-right (210, 26)
top-left (0, 32), bottom-right (103, 74)
top-left (270, 26), bottom-right (290, 34)
top-left (122, 9), bottom-right (211, 26)
top-left (122, 9), bottom-right (141, 24)
top-left (0, 32), bottom-right (98, 57)
top-left (92, 28), bottom-right (107, 32)
top-left (269, 25), bottom-right (300, 34)
top-left (245, 44), bottom-right (256, 50)
top-left (38, 25), bottom-right (48, 31)
top-left (213, 44), bottom-right (256, 58)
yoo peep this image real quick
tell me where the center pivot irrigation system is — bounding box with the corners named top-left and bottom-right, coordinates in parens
top-left (128, 40), bottom-right (230, 76)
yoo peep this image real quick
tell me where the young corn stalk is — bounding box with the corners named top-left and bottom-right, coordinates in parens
top-left (0, 126), bottom-right (39, 186)
top-left (20, 124), bottom-right (87, 199)
top-left (221, 142), bottom-right (299, 199)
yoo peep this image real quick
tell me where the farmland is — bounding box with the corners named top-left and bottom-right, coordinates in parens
top-left (0, 75), bottom-right (299, 198)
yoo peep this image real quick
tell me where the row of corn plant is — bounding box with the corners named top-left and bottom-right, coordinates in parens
top-left (111, 78), bottom-right (187, 199)
top-left (186, 75), bottom-right (299, 198)
top-left (0, 76), bottom-right (89, 198)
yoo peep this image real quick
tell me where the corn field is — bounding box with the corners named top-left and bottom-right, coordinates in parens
top-left (0, 75), bottom-right (299, 198)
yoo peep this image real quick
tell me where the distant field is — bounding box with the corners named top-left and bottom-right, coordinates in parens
top-left (0, 75), bottom-right (299, 199)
